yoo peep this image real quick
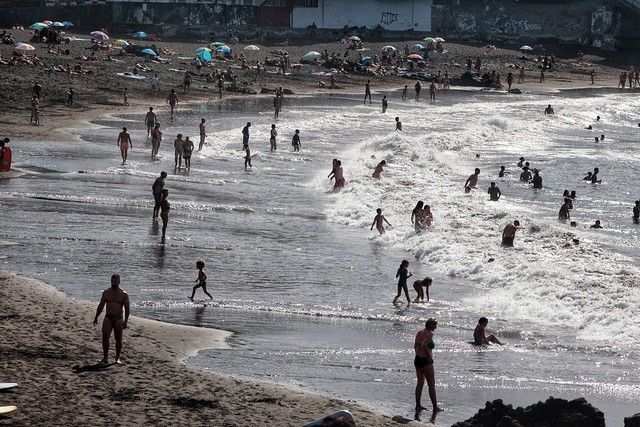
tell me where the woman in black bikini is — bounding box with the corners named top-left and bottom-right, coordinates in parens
top-left (414, 318), bottom-right (442, 413)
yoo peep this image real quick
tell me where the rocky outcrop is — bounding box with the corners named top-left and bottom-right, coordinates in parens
top-left (453, 397), bottom-right (605, 427)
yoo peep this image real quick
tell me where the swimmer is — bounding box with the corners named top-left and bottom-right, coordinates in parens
top-left (333, 160), bottom-right (345, 188)
top-left (502, 220), bottom-right (520, 247)
top-left (473, 317), bottom-right (503, 346)
top-left (520, 167), bottom-right (532, 182)
top-left (517, 157), bottom-right (525, 168)
top-left (559, 200), bottom-right (571, 220)
top-left (174, 134), bottom-right (184, 169)
top-left (531, 169), bottom-right (542, 189)
top-left (498, 166), bottom-right (510, 178)
top-left (591, 167), bottom-right (601, 184)
top-left (583, 171), bottom-right (593, 181)
top-left (371, 208), bottom-right (391, 235)
top-left (116, 127), bottom-right (132, 165)
top-left (411, 201), bottom-right (424, 233)
top-left (393, 260), bottom-right (412, 306)
top-left (372, 160), bottom-right (386, 179)
top-left (402, 84), bottom-right (408, 101)
top-left (488, 182), bottom-right (501, 201)
top-left (364, 79), bottom-right (372, 104)
top-left (395, 116), bottom-right (402, 131)
top-left (414, 318), bottom-right (442, 412)
top-left (590, 220), bottom-right (603, 229)
top-left (595, 137), bottom-right (599, 143)
top-left (600, 134), bottom-right (605, 142)
top-left (190, 260), bottom-right (213, 300)
top-left (328, 159), bottom-right (338, 180)
top-left (544, 104), bottom-right (554, 115)
top-left (415, 81), bottom-right (422, 101)
top-left (464, 168), bottom-right (480, 189)
top-left (421, 205), bottom-right (433, 227)
top-left (413, 277), bottom-right (433, 302)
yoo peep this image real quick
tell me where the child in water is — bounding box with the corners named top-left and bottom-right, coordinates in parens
top-left (190, 260), bottom-right (213, 301)
top-left (393, 260), bottom-right (412, 306)
top-left (371, 208), bottom-right (391, 235)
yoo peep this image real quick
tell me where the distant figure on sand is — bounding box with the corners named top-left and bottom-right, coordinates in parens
top-left (152, 171), bottom-right (167, 218)
top-left (151, 123), bottom-right (162, 160)
top-left (292, 129), bottom-right (301, 151)
top-left (174, 134), bottom-right (184, 169)
top-left (199, 118), bottom-right (206, 151)
top-left (93, 274), bottom-right (130, 364)
top-left (464, 168), bottom-right (480, 190)
top-left (544, 104), bottom-right (554, 115)
top-left (393, 260), bottom-right (412, 306)
top-left (395, 117), bottom-right (402, 131)
top-left (372, 160), bottom-right (386, 178)
top-left (167, 89), bottom-right (178, 118)
top-left (413, 277), bottom-right (433, 302)
top-left (190, 260), bottom-right (213, 301)
top-left (364, 80), bottom-right (372, 104)
top-left (160, 189), bottom-right (170, 238)
top-left (117, 127), bottom-right (132, 165)
top-left (502, 220), bottom-right (520, 247)
top-left (145, 107), bottom-right (157, 138)
top-left (488, 182), bottom-right (501, 201)
top-left (473, 317), bottom-right (503, 346)
top-left (371, 208), bottom-right (391, 235)
top-left (414, 318), bottom-right (442, 412)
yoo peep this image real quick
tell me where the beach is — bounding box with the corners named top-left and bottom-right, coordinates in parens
top-left (2, 28), bottom-right (640, 426)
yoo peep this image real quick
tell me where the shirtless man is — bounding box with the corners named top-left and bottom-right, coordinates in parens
top-left (364, 80), bottom-right (372, 104)
top-left (591, 167), bottom-right (601, 184)
top-left (167, 89), bottom-right (178, 118)
top-left (464, 168), bottom-right (480, 190)
top-left (498, 166), bottom-right (509, 178)
top-left (544, 104), bottom-right (554, 115)
top-left (174, 134), bottom-right (184, 169)
top-left (473, 317), bottom-right (503, 346)
top-left (395, 116), bottom-right (402, 131)
top-left (145, 107), bottom-right (157, 138)
top-left (270, 124), bottom-right (277, 151)
top-left (93, 274), bottom-right (130, 364)
top-left (150, 123), bottom-right (162, 160)
top-left (531, 169), bottom-right (542, 189)
top-left (117, 127), bottom-right (132, 165)
top-left (381, 95), bottom-right (388, 113)
top-left (242, 122), bottom-right (251, 150)
top-left (487, 182), bottom-right (501, 201)
top-left (372, 160), bottom-right (386, 178)
top-left (429, 82), bottom-right (436, 102)
top-left (520, 167), bottom-right (532, 182)
top-left (371, 208), bottom-right (391, 235)
top-left (590, 220), bottom-right (603, 229)
top-left (413, 277), bottom-right (433, 302)
top-left (634, 200), bottom-right (640, 224)
top-left (415, 81), bottom-right (421, 101)
top-left (160, 189), bottom-right (170, 238)
top-left (199, 118), bottom-right (206, 151)
top-left (559, 200), bottom-right (571, 220)
top-left (333, 160), bottom-right (345, 189)
top-left (152, 171), bottom-right (167, 218)
top-left (502, 220), bottom-right (519, 247)
top-left (291, 129), bottom-right (301, 151)
top-left (414, 318), bottom-right (442, 412)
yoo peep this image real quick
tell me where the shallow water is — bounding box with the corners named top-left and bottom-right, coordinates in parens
top-left (2, 89), bottom-right (639, 424)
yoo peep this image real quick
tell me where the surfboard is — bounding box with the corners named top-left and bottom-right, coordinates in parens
top-left (0, 406), bottom-right (17, 415)
top-left (0, 383), bottom-right (17, 391)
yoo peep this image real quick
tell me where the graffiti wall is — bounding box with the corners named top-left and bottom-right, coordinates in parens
top-left (292, 0), bottom-right (432, 31)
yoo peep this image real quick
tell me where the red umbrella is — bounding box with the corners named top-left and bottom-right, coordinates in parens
top-left (407, 53), bottom-right (423, 61)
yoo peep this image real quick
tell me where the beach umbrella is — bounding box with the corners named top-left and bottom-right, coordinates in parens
top-left (356, 48), bottom-right (370, 52)
top-left (435, 37), bottom-right (445, 42)
top-left (423, 37), bottom-right (436, 43)
top-left (62, 21), bottom-right (74, 27)
top-left (410, 43), bottom-right (424, 53)
top-left (215, 45), bottom-right (231, 54)
top-left (301, 51), bottom-right (321, 62)
top-left (244, 45), bottom-right (260, 51)
top-left (114, 39), bottom-right (129, 47)
top-left (197, 51), bottom-right (212, 62)
top-left (14, 43), bottom-right (35, 51)
top-left (381, 45), bottom-right (397, 52)
top-left (348, 36), bottom-right (361, 42)
top-left (270, 49), bottom-right (288, 56)
top-left (132, 31), bottom-right (148, 39)
top-left (210, 41), bottom-right (226, 48)
top-left (51, 22), bottom-right (65, 28)
top-left (90, 31), bottom-right (109, 41)
top-left (140, 48), bottom-right (157, 57)
top-left (29, 22), bottom-right (49, 31)
top-left (520, 45), bottom-right (533, 51)
top-left (407, 53), bottom-right (423, 61)
top-left (42, 20), bottom-right (53, 25)
top-left (360, 56), bottom-right (373, 65)
top-left (195, 47), bottom-right (211, 53)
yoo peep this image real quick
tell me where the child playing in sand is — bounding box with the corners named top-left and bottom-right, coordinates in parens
top-left (190, 260), bottom-right (213, 301)
top-left (413, 277), bottom-right (433, 302)
top-left (371, 208), bottom-right (391, 235)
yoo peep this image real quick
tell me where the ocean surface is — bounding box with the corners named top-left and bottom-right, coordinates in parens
top-left (1, 89), bottom-right (639, 425)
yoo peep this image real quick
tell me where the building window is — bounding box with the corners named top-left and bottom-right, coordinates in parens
top-left (295, 0), bottom-right (319, 6)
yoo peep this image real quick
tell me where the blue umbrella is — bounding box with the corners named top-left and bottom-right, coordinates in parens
top-left (215, 45), bottom-right (231, 57)
top-left (410, 43), bottom-right (425, 53)
top-left (30, 22), bottom-right (49, 31)
top-left (132, 31), bottom-right (148, 39)
top-left (360, 56), bottom-right (373, 66)
top-left (51, 22), bottom-right (65, 28)
top-left (140, 48), bottom-right (157, 57)
top-left (62, 21), bottom-right (74, 27)
top-left (197, 51), bottom-right (212, 62)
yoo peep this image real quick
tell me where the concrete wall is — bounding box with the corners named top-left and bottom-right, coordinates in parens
top-left (292, 0), bottom-right (432, 31)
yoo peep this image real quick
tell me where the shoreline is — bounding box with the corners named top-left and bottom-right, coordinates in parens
top-left (0, 270), bottom-right (405, 426)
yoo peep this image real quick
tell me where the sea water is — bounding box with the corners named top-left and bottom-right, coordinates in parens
top-left (1, 90), bottom-right (639, 424)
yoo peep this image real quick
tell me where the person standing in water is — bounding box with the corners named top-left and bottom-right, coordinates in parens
top-left (145, 107), bottom-right (157, 138)
top-left (190, 260), bottom-right (213, 301)
top-left (429, 82), bottom-right (436, 102)
top-left (464, 168), bottom-right (480, 190)
top-left (270, 124), bottom-right (277, 151)
top-left (242, 122), bottom-right (251, 150)
top-left (292, 129), bottom-right (301, 151)
top-left (152, 171), bottom-right (167, 219)
top-left (244, 148), bottom-right (252, 169)
top-left (633, 200), bottom-right (640, 224)
top-left (502, 220), bottom-right (520, 247)
top-left (559, 200), bottom-right (571, 220)
top-left (328, 159), bottom-right (338, 181)
top-left (487, 182), bottom-right (501, 201)
top-left (151, 123), bottom-right (162, 160)
top-left (413, 277), bottom-right (433, 302)
top-left (174, 134), bottom-right (184, 169)
top-left (117, 127), bottom-right (132, 165)
top-left (381, 95), bottom-right (388, 113)
top-left (333, 160), bottom-right (345, 189)
top-left (393, 260), bottom-right (412, 306)
top-left (414, 318), bottom-right (442, 413)
top-left (411, 201), bottom-right (424, 233)
top-left (93, 274), bottom-right (130, 365)
top-left (415, 81), bottom-right (422, 101)
top-left (591, 167), bottom-right (601, 184)
top-left (167, 89), bottom-right (179, 118)
top-left (198, 118), bottom-right (206, 151)
top-left (371, 208), bottom-right (391, 235)
top-left (183, 136), bottom-right (194, 170)
top-left (395, 117), bottom-right (403, 131)
top-left (364, 80), bottom-right (372, 104)
top-left (160, 189), bottom-right (170, 239)
top-left (402, 84), bottom-right (408, 100)
top-left (531, 169), bottom-right (543, 189)
top-left (372, 160), bottom-right (386, 178)
top-left (544, 104), bottom-right (554, 115)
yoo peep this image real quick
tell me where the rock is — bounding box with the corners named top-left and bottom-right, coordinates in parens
top-left (453, 397), bottom-right (605, 427)
top-left (625, 413), bottom-right (640, 427)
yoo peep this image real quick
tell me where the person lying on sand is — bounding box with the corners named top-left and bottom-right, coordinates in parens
top-left (473, 317), bottom-right (503, 346)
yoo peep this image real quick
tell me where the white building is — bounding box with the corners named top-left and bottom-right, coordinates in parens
top-left (291, 0), bottom-right (432, 32)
